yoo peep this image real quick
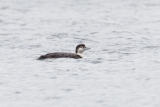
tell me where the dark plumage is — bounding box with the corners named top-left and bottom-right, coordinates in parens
top-left (38, 52), bottom-right (81, 60)
top-left (38, 44), bottom-right (89, 60)
top-left (75, 44), bottom-right (86, 53)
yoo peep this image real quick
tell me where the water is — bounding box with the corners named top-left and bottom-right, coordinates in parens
top-left (1, 0), bottom-right (160, 107)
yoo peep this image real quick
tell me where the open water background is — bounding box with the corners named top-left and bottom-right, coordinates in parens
top-left (1, 0), bottom-right (160, 107)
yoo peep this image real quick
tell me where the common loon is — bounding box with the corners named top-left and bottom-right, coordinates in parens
top-left (38, 44), bottom-right (90, 60)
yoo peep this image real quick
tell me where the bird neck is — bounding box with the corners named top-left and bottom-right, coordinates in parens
top-left (77, 53), bottom-right (84, 58)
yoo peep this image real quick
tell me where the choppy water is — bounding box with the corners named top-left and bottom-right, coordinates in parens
top-left (1, 0), bottom-right (160, 107)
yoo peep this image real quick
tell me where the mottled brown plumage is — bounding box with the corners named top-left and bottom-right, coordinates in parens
top-left (38, 52), bottom-right (81, 59)
top-left (38, 44), bottom-right (89, 60)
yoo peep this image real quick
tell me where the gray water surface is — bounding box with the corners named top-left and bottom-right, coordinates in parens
top-left (1, 0), bottom-right (160, 107)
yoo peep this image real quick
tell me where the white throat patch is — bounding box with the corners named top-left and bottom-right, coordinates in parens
top-left (77, 53), bottom-right (84, 58)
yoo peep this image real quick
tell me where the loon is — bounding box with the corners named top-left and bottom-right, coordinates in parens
top-left (38, 44), bottom-right (90, 60)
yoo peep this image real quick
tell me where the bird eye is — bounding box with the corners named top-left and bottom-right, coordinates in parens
top-left (80, 46), bottom-right (83, 48)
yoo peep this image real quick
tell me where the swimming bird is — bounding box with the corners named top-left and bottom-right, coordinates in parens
top-left (38, 44), bottom-right (90, 60)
